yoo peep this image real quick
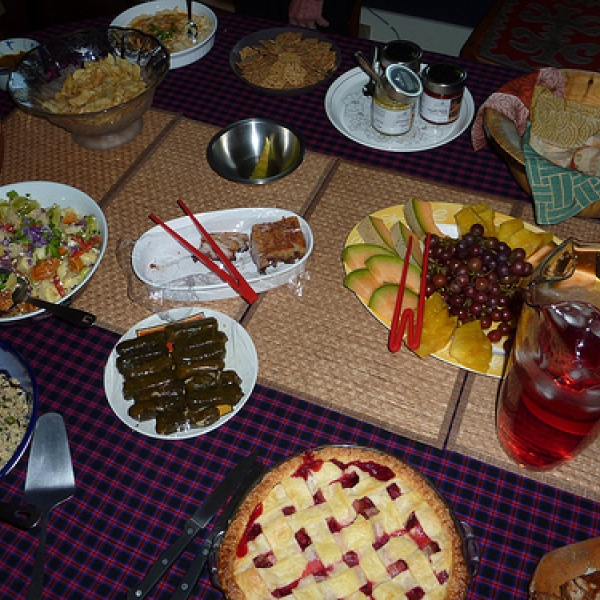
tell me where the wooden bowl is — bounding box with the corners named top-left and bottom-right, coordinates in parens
top-left (483, 69), bottom-right (600, 219)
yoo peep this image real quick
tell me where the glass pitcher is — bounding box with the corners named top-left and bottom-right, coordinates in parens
top-left (496, 238), bottom-right (600, 470)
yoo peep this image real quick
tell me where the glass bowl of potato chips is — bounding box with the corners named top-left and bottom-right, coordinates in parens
top-left (8, 27), bottom-right (169, 150)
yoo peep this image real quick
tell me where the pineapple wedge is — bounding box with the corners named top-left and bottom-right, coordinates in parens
top-left (449, 321), bottom-right (493, 372)
top-left (414, 293), bottom-right (458, 358)
top-left (454, 205), bottom-right (495, 237)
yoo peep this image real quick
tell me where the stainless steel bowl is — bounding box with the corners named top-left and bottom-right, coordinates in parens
top-left (0, 340), bottom-right (38, 479)
top-left (206, 118), bottom-right (305, 184)
top-left (8, 27), bottom-right (169, 150)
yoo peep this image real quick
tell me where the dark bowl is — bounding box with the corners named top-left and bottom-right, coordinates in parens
top-left (8, 27), bottom-right (169, 150)
top-left (230, 27), bottom-right (341, 97)
top-left (0, 340), bottom-right (38, 479)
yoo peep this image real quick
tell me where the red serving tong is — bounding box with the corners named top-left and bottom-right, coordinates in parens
top-left (149, 200), bottom-right (258, 304)
top-left (388, 233), bottom-right (432, 353)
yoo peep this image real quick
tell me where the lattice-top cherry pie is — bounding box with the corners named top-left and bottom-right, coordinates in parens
top-left (217, 446), bottom-right (469, 599)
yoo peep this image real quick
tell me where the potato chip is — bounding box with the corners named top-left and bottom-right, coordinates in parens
top-left (41, 56), bottom-right (147, 114)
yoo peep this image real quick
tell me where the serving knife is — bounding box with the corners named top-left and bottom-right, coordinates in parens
top-left (169, 461), bottom-right (265, 600)
top-left (127, 451), bottom-right (258, 600)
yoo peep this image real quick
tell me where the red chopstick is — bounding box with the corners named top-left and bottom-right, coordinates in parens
top-left (176, 200), bottom-right (258, 304)
top-left (148, 206), bottom-right (258, 304)
top-left (388, 233), bottom-right (431, 353)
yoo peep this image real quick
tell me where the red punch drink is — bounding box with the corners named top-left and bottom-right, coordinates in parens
top-left (497, 300), bottom-right (600, 469)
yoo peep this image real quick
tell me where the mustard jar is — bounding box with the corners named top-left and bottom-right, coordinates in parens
top-left (372, 64), bottom-right (423, 136)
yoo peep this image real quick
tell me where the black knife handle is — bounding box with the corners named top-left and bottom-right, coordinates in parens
top-left (127, 524), bottom-right (198, 600)
top-left (169, 537), bottom-right (212, 600)
top-left (0, 500), bottom-right (41, 530)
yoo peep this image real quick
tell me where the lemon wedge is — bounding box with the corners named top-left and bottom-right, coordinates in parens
top-left (250, 135), bottom-right (274, 180)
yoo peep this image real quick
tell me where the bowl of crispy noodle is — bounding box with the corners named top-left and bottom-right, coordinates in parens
top-left (8, 27), bottom-right (169, 150)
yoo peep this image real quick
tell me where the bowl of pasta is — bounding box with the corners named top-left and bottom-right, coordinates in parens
top-left (111, 1), bottom-right (218, 69)
top-left (7, 27), bottom-right (169, 150)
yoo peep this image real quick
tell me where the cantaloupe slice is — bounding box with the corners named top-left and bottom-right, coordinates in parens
top-left (357, 215), bottom-right (395, 249)
top-left (526, 241), bottom-right (557, 270)
top-left (365, 254), bottom-right (422, 294)
top-left (368, 284), bottom-right (419, 329)
top-left (403, 198), bottom-right (445, 239)
top-left (342, 243), bottom-right (395, 271)
top-left (344, 268), bottom-right (380, 302)
top-left (390, 221), bottom-right (423, 267)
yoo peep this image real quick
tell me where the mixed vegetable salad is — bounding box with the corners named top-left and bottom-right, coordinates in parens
top-left (0, 190), bottom-right (102, 316)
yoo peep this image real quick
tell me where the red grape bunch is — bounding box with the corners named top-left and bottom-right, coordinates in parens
top-left (424, 224), bottom-right (534, 343)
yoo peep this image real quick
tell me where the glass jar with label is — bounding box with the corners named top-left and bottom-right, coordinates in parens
top-left (380, 40), bottom-right (422, 73)
top-left (420, 63), bottom-right (467, 125)
top-left (371, 64), bottom-right (422, 136)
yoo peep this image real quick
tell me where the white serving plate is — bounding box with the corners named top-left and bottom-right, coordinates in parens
top-left (0, 181), bottom-right (108, 324)
top-left (132, 207), bottom-right (313, 301)
top-left (0, 38), bottom-right (39, 91)
top-left (103, 307), bottom-right (258, 440)
top-left (110, 0), bottom-right (217, 69)
top-left (325, 67), bottom-right (475, 153)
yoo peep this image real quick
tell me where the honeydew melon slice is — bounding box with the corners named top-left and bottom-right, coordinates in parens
top-left (390, 220), bottom-right (423, 267)
top-left (343, 268), bottom-right (380, 301)
top-left (342, 243), bottom-right (395, 272)
top-left (368, 284), bottom-right (418, 329)
top-left (357, 215), bottom-right (395, 250)
top-left (365, 254), bottom-right (422, 294)
top-left (403, 198), bottom-right (445, 239)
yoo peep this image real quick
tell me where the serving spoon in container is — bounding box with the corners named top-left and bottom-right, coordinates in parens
top-left (0, 268), bottom-right (96, 328)
top-left (185, 0), bottom-right (199, 43)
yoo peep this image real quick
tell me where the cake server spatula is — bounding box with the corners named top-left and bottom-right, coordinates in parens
top-left (24, 412), bottom-right (75, 600)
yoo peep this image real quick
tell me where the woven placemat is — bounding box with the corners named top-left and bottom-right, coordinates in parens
top-left (0, 109), bottom-right (179, 201)
top-left (244, 161), bottom-right (526, 448)
top-left (81, 116), bottom-right (337, 334)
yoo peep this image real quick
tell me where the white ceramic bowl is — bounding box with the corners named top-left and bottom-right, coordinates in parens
top-left (0, 38), bottom-right (39, 92)
top-left (111, 1), bottom-right (217, 69)
top-left (0, 181), bottom-right (108, 323)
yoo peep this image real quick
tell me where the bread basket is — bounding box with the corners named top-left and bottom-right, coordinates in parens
top-left (483, 69), bottom-right (600, 219)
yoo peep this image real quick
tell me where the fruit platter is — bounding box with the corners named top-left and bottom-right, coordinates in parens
top-left (343, 200), bottom-right (557, 377)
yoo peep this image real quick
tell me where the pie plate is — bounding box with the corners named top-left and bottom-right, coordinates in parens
top-left (529, 537), bottom-right (600, 597)
top-left (103, 307), bottom-right (258, 440)
top-left (325, 67), bottom-right (475, 152)
top-left (344, 202), bottom-right (552, 378)
top-left (131, 207), bottom-right (313, 301)
top-left (207, 445), bottom-right (480, 597)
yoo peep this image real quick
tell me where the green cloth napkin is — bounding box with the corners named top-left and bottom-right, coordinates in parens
top-left (522, 124), bottom-right (600, 225)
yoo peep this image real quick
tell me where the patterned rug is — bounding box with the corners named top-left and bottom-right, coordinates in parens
top-left (477, 0), bottom-right (600, 72)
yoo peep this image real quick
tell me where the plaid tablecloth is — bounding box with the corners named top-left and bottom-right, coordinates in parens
top-left (1, 317), bottom-right (599, 599)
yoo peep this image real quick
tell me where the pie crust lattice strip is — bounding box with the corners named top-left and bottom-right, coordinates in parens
top-left (216, 446), bottom-right (470, 599)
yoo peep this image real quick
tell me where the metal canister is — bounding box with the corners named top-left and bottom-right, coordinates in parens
top-left (371, 64), bottom-right (423, 136)
top-left (380, 40), bottom-right (423, 73)
top-left (420, 62), bottom-right (467, 125)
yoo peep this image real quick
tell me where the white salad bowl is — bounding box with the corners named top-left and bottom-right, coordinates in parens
top-left (0, 181), bottom-right (108, 324)
top-left (111, 1), bottom-right (218, 69)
